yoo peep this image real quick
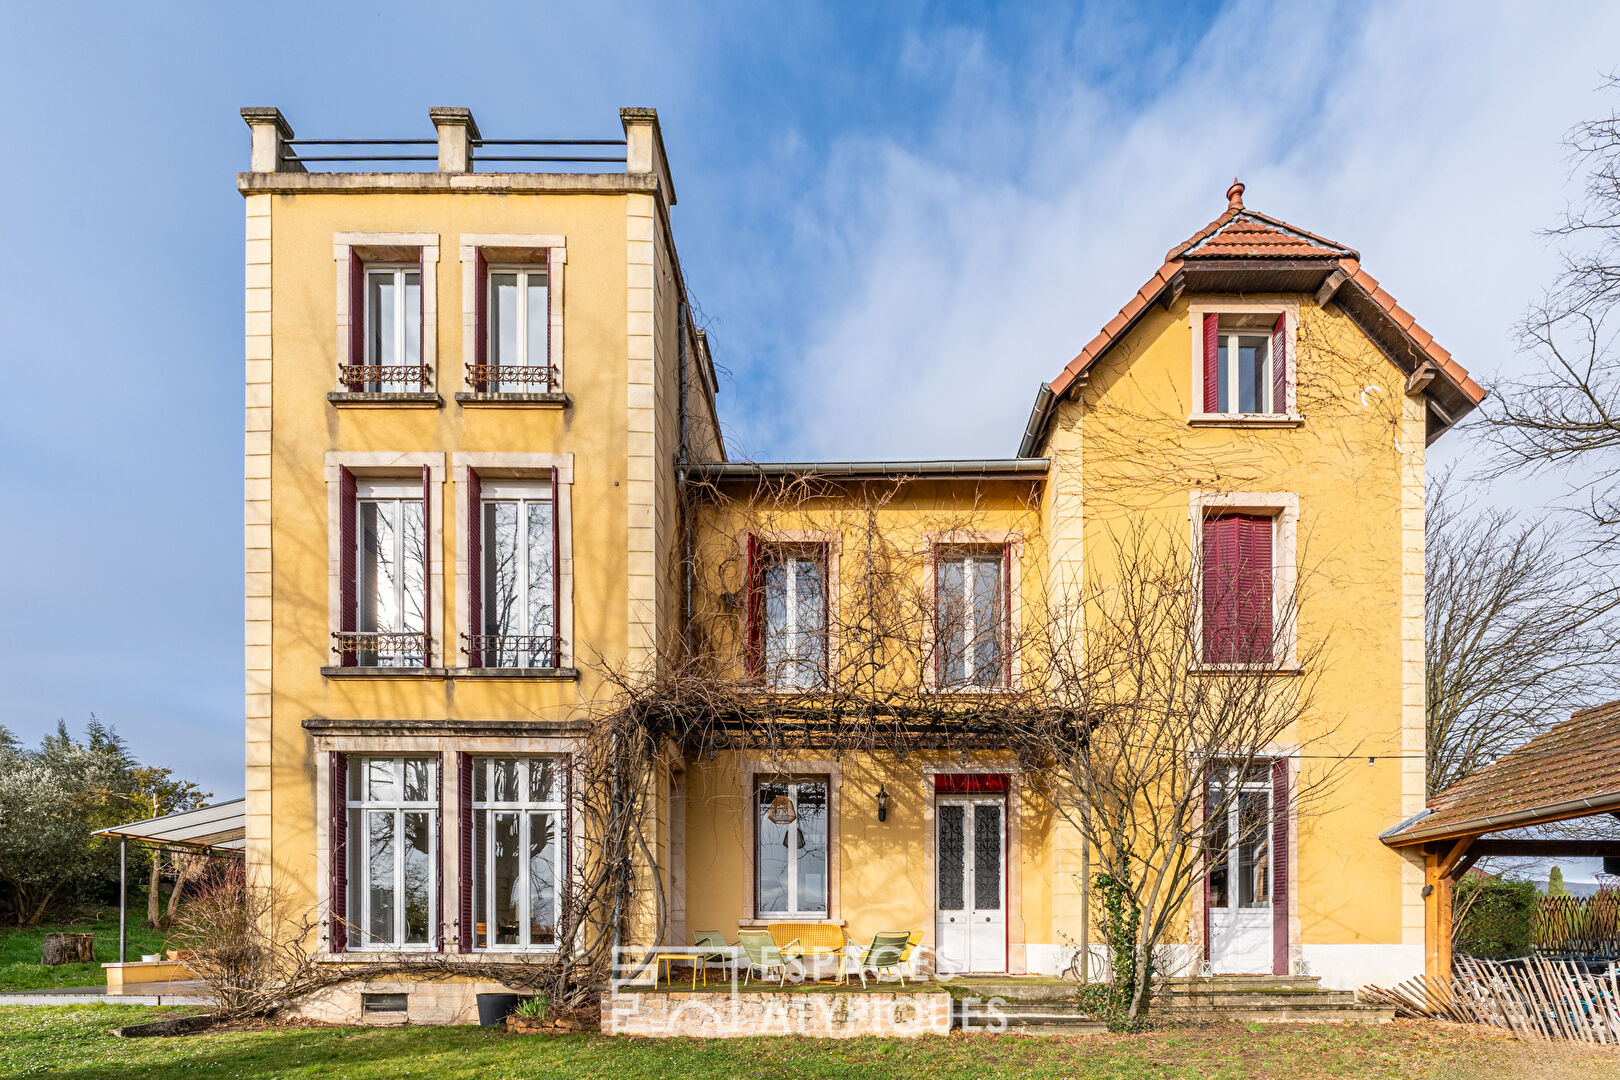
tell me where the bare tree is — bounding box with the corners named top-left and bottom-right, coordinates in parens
top-left (1484, 75), bottom-right (1620, 541)
top-left (1011, 524), bottom-right (1340, 1024)
top-left (1425, 476), bottom-right (1620, 794)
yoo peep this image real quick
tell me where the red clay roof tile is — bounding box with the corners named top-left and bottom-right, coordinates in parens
top-left (1042, 188), bottom-right (1485, 414)
top-left (1384, 700), bottom-right (1620, 844)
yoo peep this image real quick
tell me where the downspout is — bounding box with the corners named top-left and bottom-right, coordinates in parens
top-left (678, 302), bottom-right (693, 656)
top-left (1017, 384), bottom-right (1055, 459)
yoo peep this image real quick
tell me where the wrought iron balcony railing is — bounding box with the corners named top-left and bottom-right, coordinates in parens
top-left (337, 364), bottom-right (433, 393)
top-left (462, 633), bottom-right (563, 670)
top-left (465, 364), bottom-right (560, 394)
top-left (332, 631), bottom-right (430, 668)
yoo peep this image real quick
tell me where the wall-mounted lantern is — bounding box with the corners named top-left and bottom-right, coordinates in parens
top-left (877, 784), bottom-right (889, 822)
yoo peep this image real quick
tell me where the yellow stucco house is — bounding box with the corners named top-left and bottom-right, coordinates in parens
top-left (240, 105), bottom-right (1483, 1021)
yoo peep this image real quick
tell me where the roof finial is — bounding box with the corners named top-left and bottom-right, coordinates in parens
top-left (1226, 178), bottom-right (1245, 211)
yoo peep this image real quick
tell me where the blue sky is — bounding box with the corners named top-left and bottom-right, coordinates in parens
top-left (3, 0), bottom-right (1619, 874)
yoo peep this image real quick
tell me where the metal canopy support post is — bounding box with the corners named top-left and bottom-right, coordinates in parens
top-left (119, 837), bottom-right (128, 964)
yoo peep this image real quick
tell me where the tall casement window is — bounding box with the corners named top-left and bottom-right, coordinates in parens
top-left (935, 547), bottom-right (1008, 688)
top-left (1205, 764), bottom-right (1273, 910)
top-left (1201, 312), bottom-right (1287, 416)
top-left (343, 756), bottom-right (439, 950)
top-left (350, 262), bottom-right (425, 392)
top-left (464, 472), bottom-right (559, 668)
top-left (755, 777), bottom-right (829, 918)
top-left (1201, 514), bottom-right (1274, 664)
top-left (467, 245), bottom-right (558, 395)
top-left (336, 470), bottom-right (432, 668)
top-left (747, 541), bottom-right (829, 689)
top-left (469, 757), bottom-right (565, 950)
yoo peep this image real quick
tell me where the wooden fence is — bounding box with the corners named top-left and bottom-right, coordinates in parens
top-left (1362, 955), bottom-right (1620, 1043)
top-left (1533, 893), bottom-right (1620, 958)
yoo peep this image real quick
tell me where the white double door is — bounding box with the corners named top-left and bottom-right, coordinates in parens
top-left (934, 797), bottom-right (1006, 974)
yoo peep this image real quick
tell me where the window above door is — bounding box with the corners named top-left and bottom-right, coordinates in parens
top-left (1189, 302), bottom-right (1300, 426)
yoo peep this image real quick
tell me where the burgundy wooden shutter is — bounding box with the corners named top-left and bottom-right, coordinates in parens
top-left (457, 751), bottom-right (474, 953)
top-left (421, 464), bottom-right (432, 668)
top-left (1001, 542), bottom-right (1014, 687)
top-left (1201, 516), bottom-right (1238, 663)
top-left (1271, 312), bottom-right (1287, 415)
top-left (417, 246), bottom-right (428, 390)
top-left (466, 468), bottom-right (482, 667)
top-left (472, 248), bottom-right (488, 392)
top-left (1271, 758), bottom-right (1290, 974)
top-left (745, 534), bottom-right (761, 677)
top-left (329, 751), bottom-right (348, 952)
top-left (1237, 515), bottom-right (1274, 663)
top-left (435, 751), bottom-right (445, 951)
top-left (1202, 768), bottom-right (1213, 963)
top-left (551, 466), bottom-right (561, 668)
top-left (1202, 313), bottom-right (1220, 413)
top-left (932, 545), bottom-right (944, 685)
top-left (347, 251), bottom-right (365, 390)
top-left (338, 467), bottom-right (358, 666)
top-left (544, 248), bottom-right (557, 391)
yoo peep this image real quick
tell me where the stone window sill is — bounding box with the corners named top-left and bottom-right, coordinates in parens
top-left (737, 918), bottom-right (845, 928)
top-left (455, 392), bottom-right (569, 408)
top-left (1187, 663), bottom-right (1304, 677)
top-left (328, 392), bottom-right (443, 408)
top-left (320, 666), bottom-right (579, 681)
top-left (1187, 413), bottom-right (1303, 428)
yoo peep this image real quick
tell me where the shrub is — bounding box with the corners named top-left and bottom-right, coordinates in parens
top-left (1454, 876), bottom-right (1540, 960)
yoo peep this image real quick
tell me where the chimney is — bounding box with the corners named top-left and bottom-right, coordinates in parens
top-left (430, 108), bottom-right (481, 173)
top-left (621, 107), bottom-right (676, 207)
top-left (241, 108), bottom-right (298, 173)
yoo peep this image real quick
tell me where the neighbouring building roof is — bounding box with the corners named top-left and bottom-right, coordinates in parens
top-left (1018, 180), bottom-right (1485, 456)
top-left (1382, 701), bottom-right (1620, 847)
top-left (686, 459), bottom-right (1050, 481)
top-left (95, 799), bottom-right (246, 853)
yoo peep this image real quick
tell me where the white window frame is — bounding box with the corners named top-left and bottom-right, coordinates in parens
top-left (347, 755), bottom-right (438, 952)
top-left (486, 265), bottom-right (550, 378)
top-left (934, 546), bottom-right (1008, 689)
top-left (759, 544), bottom-right (829, 690)
top-left (365, 265), bottom-right (422, 371)
top-left (354, 478), bottom-right (427, 666)
top-left (1206, 763), bottom-right (1275, 914)
top-left (754, 776), bottom-right (831, 919)
top-left (1189, 491), bottom-right (1300, 671)
top-left (478, 479), bottom-right (557, 668)
top-left (1188, 301), bottom-right (1300, 424)
top-left (1216, 329), bottom-right (1273, 415)
top-left (470, 756), bottom-right (566, 953)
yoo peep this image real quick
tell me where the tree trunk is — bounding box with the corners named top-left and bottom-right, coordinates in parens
top-left (42, 933), bottom-right (95, 966)
top-left (146, 850), bottom-right (162, 929)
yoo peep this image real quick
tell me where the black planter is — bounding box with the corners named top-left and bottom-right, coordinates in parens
top-left (476, 993), bottom-right (527, 1027)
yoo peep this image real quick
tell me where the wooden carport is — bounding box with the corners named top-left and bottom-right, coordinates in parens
top-left (1382, 700), bottom-right (1620, 981)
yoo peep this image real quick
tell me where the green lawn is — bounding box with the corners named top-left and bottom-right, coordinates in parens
top-left (0, 910), bottom-right (168, 991)
top-left (1, 1006), bottom-right (1616, 1079)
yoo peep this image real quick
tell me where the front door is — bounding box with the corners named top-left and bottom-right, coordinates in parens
top-left (1208, 766), bottom-right (1274, 974)
top-left (935, 797), bottom-right (1006, 974)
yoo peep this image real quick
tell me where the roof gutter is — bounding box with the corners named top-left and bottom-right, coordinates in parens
top-left (1380, 789), bottom-right (1620, 848)
top-left (685, 458), bottom-right (1050, 481)
top-left (1017, 384), bottom-right (1055, 459)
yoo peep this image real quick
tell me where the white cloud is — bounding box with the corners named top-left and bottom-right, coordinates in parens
top-left (734, 0), bottom-right (1620, 469)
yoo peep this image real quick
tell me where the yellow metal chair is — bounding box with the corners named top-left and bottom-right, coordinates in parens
top-left (767, 922), bottom-right (846, 981)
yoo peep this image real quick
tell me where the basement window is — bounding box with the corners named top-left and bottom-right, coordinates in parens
top-left (361, 992), bottom-right (409, 1014)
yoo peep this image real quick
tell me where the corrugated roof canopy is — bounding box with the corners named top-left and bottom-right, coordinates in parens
top-left (96, 798), bottom-right (246, 853)
top-left (1383, 701), bottom-right (1620, 847)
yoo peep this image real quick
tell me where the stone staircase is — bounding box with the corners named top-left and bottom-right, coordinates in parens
top-left (949, 974), bottom-right (1394, 1032)
top-left (1157, 975), bottom-right (1395, 1023)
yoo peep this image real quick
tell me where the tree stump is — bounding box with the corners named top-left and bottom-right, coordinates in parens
top-left (42, 933), bottom-right (95, 966)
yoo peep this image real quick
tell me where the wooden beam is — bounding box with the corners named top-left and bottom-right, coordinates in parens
top-left (1448, 851), bottom-right (1482, 882)
top-left (1436, 835), bottom-right (1475, 878)
top-left (1314, 269), bottom-right (1347, 308)
top-left (1424, 851), bottom-right (1453, 983)
top-left (1405, 361), bottom-right (1437, 396)
top-left (1470, 838), bottom-right (1620, 859)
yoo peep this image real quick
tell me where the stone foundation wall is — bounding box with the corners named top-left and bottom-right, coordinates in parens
top-left (287, 979), bottom-right (517, 1026)
top-left (602, 990), bottom-right (953, 1038)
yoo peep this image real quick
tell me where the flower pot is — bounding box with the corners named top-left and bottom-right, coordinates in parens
top-left (476, 992), bottom-right (527, 1027)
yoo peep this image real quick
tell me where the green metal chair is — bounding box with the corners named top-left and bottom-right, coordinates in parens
top-left (692, 929), bottom-right (734, 978)
top-left (847, 930), bottom-right (914, 988)
top-left (736, 928), bottom-right (792, 986)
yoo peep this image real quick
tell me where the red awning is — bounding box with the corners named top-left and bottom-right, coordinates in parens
top-left (933, 773), bottom-right (1009, 794)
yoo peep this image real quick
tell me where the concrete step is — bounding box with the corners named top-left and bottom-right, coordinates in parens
top-left (1162, 975), bottom-right (1323, 993)
top-left (957, 1002), bottom-right (1107, 1035)
top-left (1160, 990), bottom-right (1361, 1008)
